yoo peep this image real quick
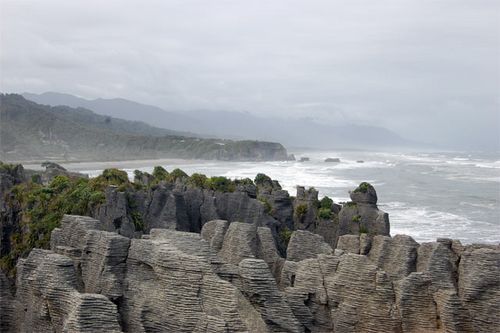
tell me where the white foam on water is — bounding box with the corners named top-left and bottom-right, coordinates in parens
top-left (72, 150), bottom-right (499, 245)
top-left (384, 201), bottom-right (498, 244)
top-left (459, 201), bottom-right (496, 210)
top-left (475, 161), bottom-right (500, 169)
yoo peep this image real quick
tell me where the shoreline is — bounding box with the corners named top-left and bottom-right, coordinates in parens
top-left (21, 157), bottom-right (263, 172)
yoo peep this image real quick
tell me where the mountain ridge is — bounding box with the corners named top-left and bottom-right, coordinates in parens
top-left (0, 94), bottom-right (290, 162)
top-left (23, 91), bottom-right (416, 149)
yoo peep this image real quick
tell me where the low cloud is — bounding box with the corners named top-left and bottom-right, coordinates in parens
top-left (1, 0), bottom-right (499, 149)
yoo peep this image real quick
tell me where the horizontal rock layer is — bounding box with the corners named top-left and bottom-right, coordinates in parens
top-left (4, 215), bottom-right (499, 332)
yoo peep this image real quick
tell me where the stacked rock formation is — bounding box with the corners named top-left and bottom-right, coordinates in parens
top-left (2, 214), bottom-right (497, 332)
top-left (337, 182), bottom-right (390, 243)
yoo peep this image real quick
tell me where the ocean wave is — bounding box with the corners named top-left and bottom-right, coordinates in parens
top-left (459, 201), bottom-right (496, 210)
top-left (475, 161), bottom-right (500, 169)
top-left (383, 201), bottom-right (499, 244)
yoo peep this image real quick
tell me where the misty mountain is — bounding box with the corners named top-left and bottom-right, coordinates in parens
top-left (23, 92), bottom-right (414, 149)
top-left (22, 92), bottom-right (201, 138)
top-left (0, 94), bottom-right (289, 162)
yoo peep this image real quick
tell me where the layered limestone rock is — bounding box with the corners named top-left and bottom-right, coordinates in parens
top-left (9, 214), bottom-right (500, 333)
top-left (0, 270), bottom-right (15, 332)
top-left (94, 183), bottom-right (280, 242)
top-left (337, 183), bottom-right (390, 246)
top-left (15, 249), bottom-right (121, 333)
top-left (368, 234), bottom-right (419, 280)
top-left (50, 215), bottom-right (131, 300)
top-left (286, 230), bottom-right (333, 262)
top-left (458, 246), bottom-right (500, 332)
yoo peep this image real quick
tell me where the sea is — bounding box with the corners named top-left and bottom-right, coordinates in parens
top-left (41, 150), bottom-right (500, 245)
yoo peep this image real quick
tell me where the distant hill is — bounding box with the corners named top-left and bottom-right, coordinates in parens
top-left (23, 92), bottom-right (204, 138)
top-left (0, 94), bottom-right (289, 162)
top-left (23, 92), bottom-right (415, 149)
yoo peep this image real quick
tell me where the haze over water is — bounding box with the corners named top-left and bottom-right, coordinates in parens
top-left (49, 150), bottom-right (500, 245)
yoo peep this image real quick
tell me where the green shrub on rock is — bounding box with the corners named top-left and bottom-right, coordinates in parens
top-left (100, 168), bottom-right (129, 185)
top-left (318, 196), bottom-right (333, 219)
top-left (168, 168), bottom-right (188, 182)
top-left (152, 166), bottom-right (169, 181)
top-left (258, 197), bottom-right (273, 214)
top-left (254, 173), bottom-right (272, 186)
top-left (234, 178), bottom-right (254, 186)
top-left (318, 207), bottom-right (332, 219)
top-left (280, 227), bottom-right (293, 246)
top-left (188, 173), bottom-right (208, 188)
top-left (320, 196), bottom-right (333, 209)
top-left (353, 182), bottom-right (373, 194)
top-left (0, 175), bottom-right (108, 276)
top-left (130, 211), bottom-right (144, 231)
top-left (295, 204), bottom-right (308, 218)
top-left (205, 176), bottom-right (235, 192)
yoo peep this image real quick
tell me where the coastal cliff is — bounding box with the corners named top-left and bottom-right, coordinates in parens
top-left (0, 163), bottom-right (498, 332)
top-left (0, 94), bottom-right (291, 162)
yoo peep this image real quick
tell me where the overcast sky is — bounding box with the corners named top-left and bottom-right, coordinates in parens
top-left (1, 0), bottom-right (499, 149)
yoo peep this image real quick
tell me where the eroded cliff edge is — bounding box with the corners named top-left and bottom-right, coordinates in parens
top-left (3, 215), bottom-right (498, 332)
top-left (0, 163), bottom-right (499, 332)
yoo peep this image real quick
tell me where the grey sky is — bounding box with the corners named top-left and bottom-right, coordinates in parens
top-left (1, 0), bottom-right (499, 149)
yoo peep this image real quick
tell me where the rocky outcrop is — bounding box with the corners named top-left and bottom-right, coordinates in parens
top-left (337, 182), bottom-right (390, 246)
top-left (458, 246), bottom-right (500, 332)
top-left (0, 164), bottom-right (25, 259)
top-left (16, 249), bottom-right (122, 333)
top-left (286, 230), bottom-right (333, 262)
top-left (8, 215), bottom-right (499, 332)
top-left (2, 165), bottom-right (499, 333)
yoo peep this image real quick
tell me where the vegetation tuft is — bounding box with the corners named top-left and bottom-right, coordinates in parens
top-left (353, 182), bottom-right (373, 194)
top-left (0, 174), bottom-right (112, 276)
top-left (345, 201), bottom-right (357, 208)
top-left (254, 173), bottom-right (272, 187)
top-left (258, 197), bottom-right (273, 214)
top-left (318, 207), bottom-right (332, 219)
top-left (280, 227), bottom-right (293, 247)
top-left (317, 196), bottom-right (333, 219)
top-left (295, 204), bottom-right (308, 218)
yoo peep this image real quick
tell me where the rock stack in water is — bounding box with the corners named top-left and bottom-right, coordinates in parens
top-left (2, 214), bottom-right (497, 332)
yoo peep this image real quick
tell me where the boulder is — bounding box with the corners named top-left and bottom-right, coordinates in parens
top-left (349, 182), bottom-right (377, 204)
